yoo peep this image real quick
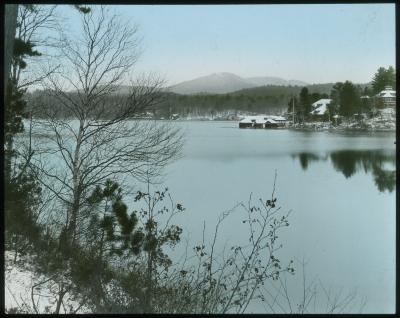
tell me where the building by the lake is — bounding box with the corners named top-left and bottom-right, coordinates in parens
top-left (239, 115), bottom-right (287, 128)
top-left (310, 98), bottom-right (332, 117)
top-left (375, 86), bottom-right (396, 108)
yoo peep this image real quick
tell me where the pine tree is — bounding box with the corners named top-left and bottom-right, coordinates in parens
top-left (338, 81), bottom-right (360, 117)
top-left (299, 87), bottom-right (311, 119)
top-left (372, 66), bottom-right (396, 94)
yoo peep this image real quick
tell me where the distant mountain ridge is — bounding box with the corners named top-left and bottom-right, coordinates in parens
top-left (167, 72), bottom-right (309, 94)
top-left (246, 76), bottom-right (308, 87)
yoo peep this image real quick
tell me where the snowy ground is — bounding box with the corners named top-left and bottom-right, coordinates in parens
top-left (289, 116), bottom-right (396, 132)
top-left (4, 251), bottom-right (89, 314)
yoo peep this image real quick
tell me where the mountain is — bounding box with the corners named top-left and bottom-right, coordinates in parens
top-left (168, 72), bottom-right (309, 94)
top-left (246, 76), bottom-right (308, 87)
top-left (232, 83), bottom-right (337, 97)
top-left (168, 72), bottom-right (254, 95)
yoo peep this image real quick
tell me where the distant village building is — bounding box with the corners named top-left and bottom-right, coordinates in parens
top-left (238, 115), bottom-right (287, 128)
top-left (375, 86), bottom-right (396, 108)
top-left (310, 99), bottom-right (332, 116)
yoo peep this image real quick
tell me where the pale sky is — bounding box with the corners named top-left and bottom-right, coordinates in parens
top-left (55, 4), bottom-right (395, 86)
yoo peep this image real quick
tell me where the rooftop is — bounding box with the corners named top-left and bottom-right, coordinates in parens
top-left (310, 104), bottom-right (328, 115)
top-left (377, 86), bottom-right (396, 98)
top-left (239, 115), bottom-right (287, 124)
top-left (312, 99), bottom-right (332, 107)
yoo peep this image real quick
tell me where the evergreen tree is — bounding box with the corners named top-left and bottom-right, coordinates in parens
top-left (5, 5), bottom-right (47, 244)
top-left (372, 66), bottom-right (396, 94)
top-left (299, 87), bottom-right (311, 119)
top-left (338, 81), bottom-right (360, 116)
top-left (363, 86), bottom-right (372, 97)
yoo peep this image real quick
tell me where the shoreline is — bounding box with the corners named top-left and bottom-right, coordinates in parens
top-left (22, 117), bottom-right (396, 133)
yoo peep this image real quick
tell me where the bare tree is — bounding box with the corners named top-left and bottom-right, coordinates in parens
top-left (30, 5), bottom-right (182, 249)
top-left (135, 173), bottom-right (294, 314)
top-left (11, 5), bottom-right (60, 90)
top-left (260, 259), bottom-right (368, 314)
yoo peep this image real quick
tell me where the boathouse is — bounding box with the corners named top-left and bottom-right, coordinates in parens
top-left (239, 115), bottom-right (287, 128)
top-left (238, 117), bottom-right (254, 128)
top-left (264, 119), bottom-right (279, 128)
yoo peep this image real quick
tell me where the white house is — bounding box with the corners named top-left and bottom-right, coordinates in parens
top-left (376, 86), bottom-right (396, 108)
top-left (310, 99), bottom-right (332, 116)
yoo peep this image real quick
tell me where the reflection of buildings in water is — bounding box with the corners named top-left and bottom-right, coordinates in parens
top-left (292, 150), bottom-right (396, 192)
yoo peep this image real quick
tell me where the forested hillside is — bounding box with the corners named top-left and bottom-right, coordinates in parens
top-left (27, 82), bottom-right (369, 119)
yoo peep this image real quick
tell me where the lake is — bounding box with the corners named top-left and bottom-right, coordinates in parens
top-left (159, 121), bottom-right (395, 313)
top-left (24, 119), bottom-right (395, 313)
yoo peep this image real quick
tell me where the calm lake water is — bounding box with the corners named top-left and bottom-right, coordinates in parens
top-left (160, 121), bottom-right (395, 313)
top-left (26, 119), bottom-right (395, 313)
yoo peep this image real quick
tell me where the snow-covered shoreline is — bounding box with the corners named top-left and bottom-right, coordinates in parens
top-left (4, 251), bottom-right (89, 314)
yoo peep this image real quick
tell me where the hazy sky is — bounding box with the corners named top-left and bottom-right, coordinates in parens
top-left (58, 4), bottom-right (395, 86)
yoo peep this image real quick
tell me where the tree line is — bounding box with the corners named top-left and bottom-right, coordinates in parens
top-left (286, 66), bottom-right (395, 122)
top-left (29, 72), bottom-right (392, 120)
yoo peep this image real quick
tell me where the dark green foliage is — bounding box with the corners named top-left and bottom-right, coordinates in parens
top-left (74, 5), bottom-right (91, 14)
top-left (299, 87), bottom-right (311, 119)
top-left (103, 179), bottom-right (120, 198)
top-left (330, 81), bottom-right (361, 117)
top-left (5, 81), bottom-right (27, 142)
top-left (339, 81), bottom-right (360, 116)
top-left (4, 80), bottom-right (28, 183)
top-left (372, 66), bottom-right (396, 94)
top-left (4, 167), bottom-right (43, 258)
top-left (309, 92), bottom-right (329, 103)
top-left (286, 88), bottom-right (331, 121)
top-left (87, 185), bottom-right (103, 204)
top-left (13, 38), bottom-right (41, 70)
top-left (86, 180), bottom-right (142, 257)
top-left (131, 231), bottom-right (145, 255)
top-left (4, 70), bottom-right (41, 256)
top-left (5, 10), bottom-right (44, 179)
top-left (355, 86), bottom-right (373, 114)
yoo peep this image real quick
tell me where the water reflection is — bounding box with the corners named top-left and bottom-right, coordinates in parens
top-left (292, 150), bottom-right (396, 192)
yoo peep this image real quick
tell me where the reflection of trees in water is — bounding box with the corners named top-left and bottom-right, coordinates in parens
top-left (291, 153), bottom-right (327, 170)
top-left (292, 150), bottom-right (396, 193)
top-left (372, 168), bottom-right (396, 192)
top-left (298, 153), bottom-right (321, 170)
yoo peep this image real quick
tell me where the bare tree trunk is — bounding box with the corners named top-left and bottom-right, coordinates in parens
top-left (69, 121), bottom-right (84, 244)
top-left (5, 138), bottom-right (13, 183)
top-left (55, 283), bottom-right (66, 314)
top-left (145, 250), bottom-right (153, 312)
top-left (145, 183), bottom-right (154, 313)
